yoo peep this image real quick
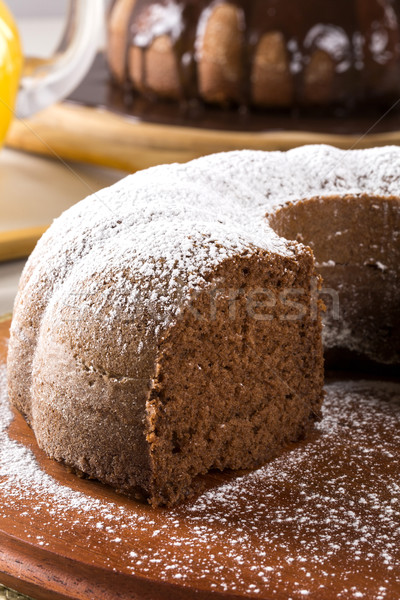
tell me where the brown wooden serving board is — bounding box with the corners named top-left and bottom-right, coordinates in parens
top-left (6, 54), bottom-right (400, 173)
top-left (0, 317), bottom-right (399, 600)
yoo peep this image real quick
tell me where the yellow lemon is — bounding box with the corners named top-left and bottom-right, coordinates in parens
top-left (0, 1), bottom-right (22, 142)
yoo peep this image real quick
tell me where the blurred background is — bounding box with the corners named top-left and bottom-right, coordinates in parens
top-left (0, 0), bottom-right (122, 314)
top-left (1, 0), bottom-right (400, 313)
top-left (9, 0), bottom-right (68, 16)
top-left (9, 1), bottom-right (68, 60)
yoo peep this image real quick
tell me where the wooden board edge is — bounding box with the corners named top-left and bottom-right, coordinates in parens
top-left (6, 103), bottom-right (400, 173)
top-left (0, 530), bottom-right (248, 600)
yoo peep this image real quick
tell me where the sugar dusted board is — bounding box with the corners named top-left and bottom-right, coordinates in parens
top-left (0, 317), bottom-right (399, 600)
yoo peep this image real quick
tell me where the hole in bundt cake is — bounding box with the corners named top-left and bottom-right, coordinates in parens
top-left (268, 194), bottom-right (400, 367)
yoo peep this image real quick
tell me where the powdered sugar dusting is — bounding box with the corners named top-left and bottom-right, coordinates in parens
top-left (1, 364), bottom-right (399, 599)
top-left (12, 145), bottom-right (400, 360)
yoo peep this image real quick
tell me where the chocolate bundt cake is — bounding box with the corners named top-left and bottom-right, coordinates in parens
top-left (7, 146), bottom-right (400, 506)
top-left (107, 0), bottom-right (400, 108)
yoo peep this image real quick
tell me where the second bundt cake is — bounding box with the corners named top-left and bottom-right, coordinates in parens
top-left (7, 146), bottom-right (400, 506)
top-left (107, 0), bottom-right (400, 108)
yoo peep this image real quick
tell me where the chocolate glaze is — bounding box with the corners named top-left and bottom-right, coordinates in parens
top-left (108, 0), bottom-right (400, 108)
top-left (68, 53), bottom-right (400, 134)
